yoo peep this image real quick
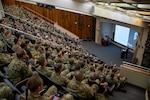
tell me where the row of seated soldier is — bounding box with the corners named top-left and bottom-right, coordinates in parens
top-left (0, 5), bottom-right (127, 100)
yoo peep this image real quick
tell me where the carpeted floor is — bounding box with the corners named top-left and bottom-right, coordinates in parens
top-left (81, 41), bottom-right (133, 67)
top-left (81, 41), bottom-right (145, 100)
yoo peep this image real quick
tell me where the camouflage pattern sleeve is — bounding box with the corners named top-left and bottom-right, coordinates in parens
top-left (20, 62), bottom-right (33, 79)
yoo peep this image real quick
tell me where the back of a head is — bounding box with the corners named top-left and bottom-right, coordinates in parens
top-left (55, 58), bottom-right (62, 63)
top-left (75, 63), bottom-right (81, 71)
top-left (46, 53), bottom-right (50, 59)
top-left (39, 56), bottom-right (46, 66)
top-left (90, 66), bottom-right (95, 72)
top-left (0, 27), bottom-right (4, 33)
top-left (111, 73), bottom-right (115, 78)
top-left (69, 59), bottom-right (74, 65)
top-left (89, 72), bottom-right (97, 81)
top-left (14, 38), bottom-right (19, 44)
top-left (21, 43), bottom-right (27, 49)
top-left (54, 63), bottom-right (62, 73)
top-left (26, 75), bottom-right (43, 93)
top-left (79, 61), bottom-right (85, 68)
top-left (74, 70), bottom-right (84, 81)
top-left (16, 48), bottom-right (25, 58)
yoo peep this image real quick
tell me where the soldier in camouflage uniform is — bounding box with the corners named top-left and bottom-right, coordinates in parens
top-left (51, 63), bottom-right (69, 87)
top-left (31, 44), bottom-right (43, 60)
top-left (6, 48), bottom-right (33, 85)
top-left (0, 32), bottom-right (7, 53)
top-left (5, 30), bottom-right (14, 47)
top-left (0, 38), bottom-right (14, 66)
top-left (0, 52), bottom-right (13, 66)
top-left (45, 52), bottom-right (54, 67)
top-left (64, 58), bottom-right (76, 71)
top-left (37, 57), bottom-right (53, 77)
top-left (20, 75), bottom-right (51, 100)
top-left (67, 70), bottom-right (94, 100)
top-left (0, 82), bottom-right (14, 100)
top-left (12, 38), bottom-right (21, 52)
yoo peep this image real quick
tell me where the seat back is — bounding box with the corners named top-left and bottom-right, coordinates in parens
top-left (0, 70), bottom-right (21, 100)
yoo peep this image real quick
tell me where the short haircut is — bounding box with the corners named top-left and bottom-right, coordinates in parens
top-left (75, 63), bottom-right (81, 71)
top-left (26, 75), bottom-right (43, 92)
top-left (14, 38), bottom-right (19, 44)
top-left (20, 43), bottom-right (27, 49)
top-left (45, 53), bottom-right (50, 59)
top-left (74, 70), bottom-right (84, 81)
top-left (69, 59), bottom-right (74, 65)
top-left (90, 72), bottom-right (97, 80)
top-left (16, 48), bottom-right (25, 58)
top-left (0, 27), bottom-right (4, 33)
top-left (39, 57), bottom-right (46, 66)
top-left (79, 61), bottom-right (85, 68)
top-left (54, 63), bottom-right (62, 73)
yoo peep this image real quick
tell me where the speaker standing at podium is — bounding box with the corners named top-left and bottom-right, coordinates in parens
top-left (121, 48), bottom-right (129, 59)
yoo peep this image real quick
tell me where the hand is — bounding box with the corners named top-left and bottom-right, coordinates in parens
top-left (49, 95), bottom-right (54, 100)
top-left (28, 64), bottom-right (32, 70)
top-left (95, 79), bottom-right (100, 84)
top-left (25, 55), bottom-right (29, 61)
top-left (34, 59), bottom-right (37, 65)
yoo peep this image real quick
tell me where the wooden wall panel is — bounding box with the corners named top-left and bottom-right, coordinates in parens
top-left (1, 0), bottom-right (16, 5)
top-left (82, 15), bottom-right (87, 39)
top-left (2, 0), bottom-right (96, 40)
top-left (52, 9), bottom-right (57, 22)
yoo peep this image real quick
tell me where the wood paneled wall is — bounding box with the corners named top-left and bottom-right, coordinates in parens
top-left (1, 0), bottom-right (16, 5)
top-left (2, 0), bottom-right (95, 40)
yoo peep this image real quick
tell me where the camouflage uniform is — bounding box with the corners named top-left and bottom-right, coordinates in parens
top-left (5, 37), bottom-right (14, 47)
top-left (60, 69), bottom-right (70, 76)
top-left (7, 58), bottom-right (33, 84)
top-left (20, 90), bottom-right (50, 100)
top-left (0, 82), bottom-right (14, 100)
top-left (37, 65), bottom-right (52, 77)
top-left (0, 40), bottom-right (4, 52)
top-left (95, 93), bottom-right (108, 100)
top-left (31, 49), bottom-right (41, 60)
top-left (43, 85), bottom-right (57, 97)
top-left (60, 93), bottom-right (75, 100)
top-left (12, 44), bottom-right (20, 52)
top-left (67, 79), bottom-right (92, 100)
top-left (0, 53), bottom-right (12, 66)
top-left (47, 58), bottom-right (54, 67)
top-left (105, 74), bottom-right (118, 84)
top-left (0, 40), bottom-right (7, 53)
top-left (51, 72), bottom-right (68, 86)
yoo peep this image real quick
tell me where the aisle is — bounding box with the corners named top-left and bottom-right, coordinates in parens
top-left (81, 41), bottom-right (145, 100)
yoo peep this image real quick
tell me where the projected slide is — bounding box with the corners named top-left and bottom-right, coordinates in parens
top-left (114, 25), bottom-right (130, 46)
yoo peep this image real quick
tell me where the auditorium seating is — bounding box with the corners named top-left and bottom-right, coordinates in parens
top-left (0, 5), bottom-right (142, 100)
top-left (0, 63), bottom-right (79, 99)
top-left (0, 67), bottom-right (21, 100)
top-left (32, 66), bottom-right (79, 99)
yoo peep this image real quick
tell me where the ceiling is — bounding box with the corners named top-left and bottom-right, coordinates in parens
top-left (91, 0), bottom-right (150, 22)
top-left (76, 0), bottom-right (150, 22)
top-left (92, 0), bottom-right (150, 11)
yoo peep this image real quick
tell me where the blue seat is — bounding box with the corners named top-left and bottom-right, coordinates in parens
top-left (0, 70), bottom-right (21, 100)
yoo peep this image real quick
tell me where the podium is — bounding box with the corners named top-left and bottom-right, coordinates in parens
top-left (120, 49), bottom-right (126, 59)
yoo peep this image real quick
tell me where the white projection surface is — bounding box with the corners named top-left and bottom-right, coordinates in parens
top-left (114, 25), bottom-right (130, 46)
